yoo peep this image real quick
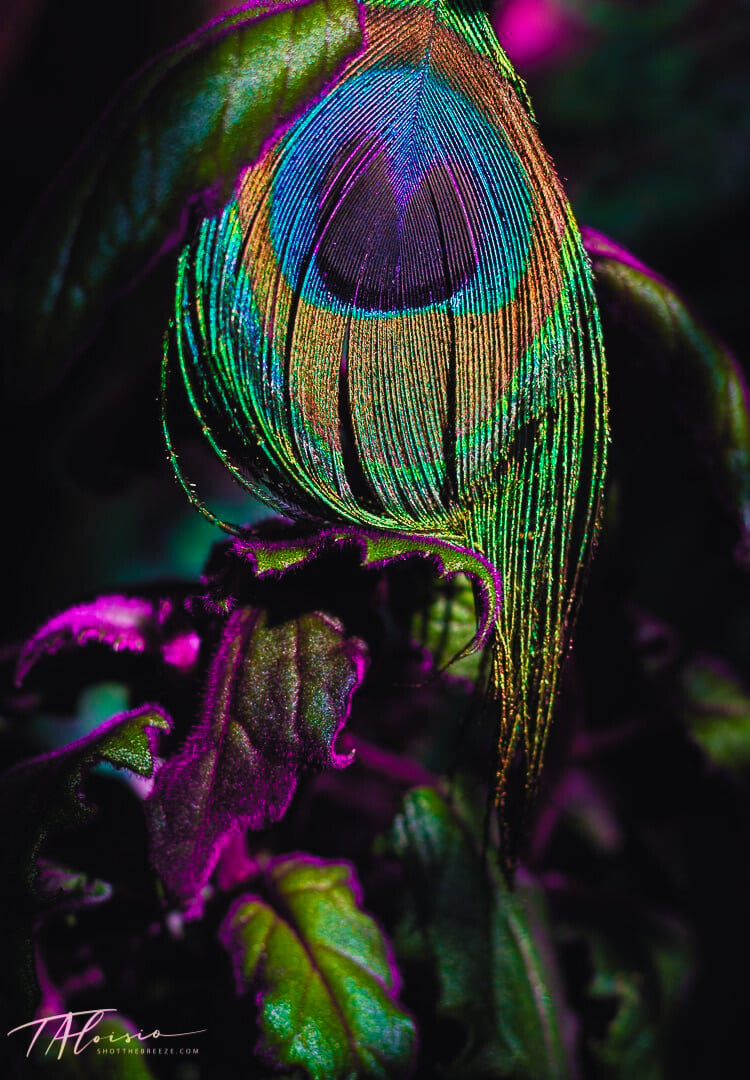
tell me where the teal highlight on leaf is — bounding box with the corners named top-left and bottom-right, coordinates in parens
top-left (220, 856), bottom-right (416, 1079)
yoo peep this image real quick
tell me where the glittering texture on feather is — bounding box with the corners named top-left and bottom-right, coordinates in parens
top-left (169, 0), bottom-right (608, 821)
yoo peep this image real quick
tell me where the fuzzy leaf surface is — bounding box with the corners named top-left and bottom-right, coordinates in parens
top-left (147, 609), bottom-right (366, 906)
top-left (221, 855), bottom-right (415, 1079)
top-left (15, 596), bottom-right (159, 684)
top-left (1, 704), bottom-right (170, 886)
top-left (15, 594), bottom-right (201, 682)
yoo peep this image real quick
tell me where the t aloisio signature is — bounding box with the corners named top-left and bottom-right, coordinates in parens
top-left (7, 1009), bottom-right (206, 1059)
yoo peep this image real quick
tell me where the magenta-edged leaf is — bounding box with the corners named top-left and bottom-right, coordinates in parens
top-left (584, 227), bottom-right (750, 560)
top-left (4, 0), bottom-right (362, 399)
top-left (0, 705), bottom-right (170, 1020)
top-left (15, 594), bottom-right (202, 685)
top-left (220, 855), bottom-right (415, 1079)
top-left (233, 523), bottom-right (501, 660)
top-left (16, 595), bottom-right (158, 685)
top-left (146, 609), bottom-right (366, 907)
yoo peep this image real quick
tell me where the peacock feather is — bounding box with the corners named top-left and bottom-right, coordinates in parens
top-left (166, 0), bottom-right (608, 835)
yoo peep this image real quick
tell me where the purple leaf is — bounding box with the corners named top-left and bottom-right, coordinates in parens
top-left (160, 628), bottom-right (201, 672)
top-left (16, 594), bottom-right (202, 685)
top-left (146, 609), bottom-right (366, 908)
top-left (16, 596), bottom-right (158, 685)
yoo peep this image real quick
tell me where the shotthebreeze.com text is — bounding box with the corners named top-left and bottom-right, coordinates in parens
top-left (7, 1009), bottom-right (206, 1059)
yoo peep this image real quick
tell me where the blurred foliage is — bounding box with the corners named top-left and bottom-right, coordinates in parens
top-left (3, 0), bottom-right (361, 399)
top-left (495, 0), bottom-right (750, 350)
top-left (386, 786), bottom-right (572, 1078)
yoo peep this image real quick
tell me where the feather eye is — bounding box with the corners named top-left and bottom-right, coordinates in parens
top-left (169, 0), bottom-right (608, 838)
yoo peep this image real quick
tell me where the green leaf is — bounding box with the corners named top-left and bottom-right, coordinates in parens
top-left (147, 609), bottom-right (366, 907)
top-left (1, 702), bottom-right (169, 886)
top-left (0, 705), bottom-right (170, 1020)
top-left (587, 927), bottom-right (692, 1080)
top-left (221, 856), bottom-right (416, 1080)
top-left (589, 970), bottom-right (661, 1080)
top-left (678, 655), bottom-right (750, 771)
top-left (411, 572), bottom-right (483, 681)
top-left (235, 523), bottom-right (501, 661)
top-left (4, 0), bottom-right (362, 398)
top-left (387, 787), bottom-right (571, 1079)
top-left (584, 227), bottom-right (750, 559)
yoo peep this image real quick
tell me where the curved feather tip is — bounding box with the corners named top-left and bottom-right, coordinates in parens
top-left (167, 0), bottom-right (608, 831)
